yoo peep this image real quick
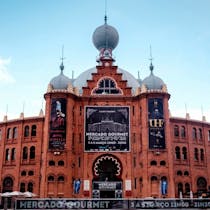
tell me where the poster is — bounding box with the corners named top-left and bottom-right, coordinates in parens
top-left (148, 98), bottom-right (165, 149)
top-left (49, 98), bottom-right (66, 150)
top-left (85, 106), bottom-right (130, 152)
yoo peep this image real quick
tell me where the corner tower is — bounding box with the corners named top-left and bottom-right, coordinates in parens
top-left (138, 59), bottom-right (175, 198)
top-left (41, 60), bottom-right (78, 198)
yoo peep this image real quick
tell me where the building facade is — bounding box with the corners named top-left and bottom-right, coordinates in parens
top-left (0, 19), bottom-right (210, 200)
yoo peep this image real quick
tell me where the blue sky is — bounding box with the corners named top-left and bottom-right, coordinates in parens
top-left (0, 0), bottom-right (210, 121)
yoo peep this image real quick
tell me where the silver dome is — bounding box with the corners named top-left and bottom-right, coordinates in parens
top-left (142, 72), bottom-right (165, 90)
top-left (92, 23), bottom-right (119, 51)
top-left (73, 67), bottom-right (140, 94)
top-left (50, 71), bottom-right (72, 90)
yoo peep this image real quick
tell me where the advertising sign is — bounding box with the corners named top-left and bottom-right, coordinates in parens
top-left (148, 98), bottom-right (165, 149)
top-left (93, 181), bottom-right (122, 190)
top-left (16, 198), bottom-right (210, 209)
top-left (49, 98), bottom-right (66, 150)
top-left (85, 106), bottom-right (130, 152)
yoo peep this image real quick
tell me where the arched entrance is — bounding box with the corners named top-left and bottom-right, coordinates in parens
top-left (2, 177), bottom-right (14, 209)
top-left (92, 154), bottom-right (122, 198)
top-left (197, 177), bottom-right (207, 197)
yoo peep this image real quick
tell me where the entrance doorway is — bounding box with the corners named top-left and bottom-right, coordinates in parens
top-left (92, 154), bottom-right (123, 198)
top-left (100, 190), bottom-right (115, 198)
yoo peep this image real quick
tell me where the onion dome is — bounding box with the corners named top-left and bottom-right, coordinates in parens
top-left (92, 16), bottom-right (119, 52)
top-left (50, 62), bottom-right (72, 90)
top-left (142, 63), bottom-right (165, 90)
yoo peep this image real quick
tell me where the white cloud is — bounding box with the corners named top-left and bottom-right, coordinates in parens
top-left (0, 57), bottom-right (15, 83)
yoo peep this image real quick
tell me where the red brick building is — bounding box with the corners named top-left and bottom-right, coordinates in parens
top-left (0, 18), bottom-right (210, 200)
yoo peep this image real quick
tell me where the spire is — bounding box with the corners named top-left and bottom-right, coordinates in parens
top-left (72, 70), bottom-right (74, 79)
top-left (149, 45), bottom-right (154, 73)
top-left (60, 45), bottom-right (65, 73)
top-left (138, 71), bottom-right (140, 80)
top-left (104, 0), bottom-right (107, 24)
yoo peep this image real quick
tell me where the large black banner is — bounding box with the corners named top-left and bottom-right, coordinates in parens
top-left (49, 98), bottom-right (66, 150)
top-left (85, 106), bottom-right (130, 152)
top-left (148, 98), bottom-right (165, 149)
top-left (16, 199), bottom-right (210, 209)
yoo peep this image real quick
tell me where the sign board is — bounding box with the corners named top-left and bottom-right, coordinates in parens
top-left (85, 106), bottom-right (130, 152)
top-left (93, 181), bottom-right (122, 191)
top-left (148, 98), bottom-right (165, 149)
top-left (16, 199), bottom-right (210, 209)
top-left (49, 98), bottom-right (66, 150)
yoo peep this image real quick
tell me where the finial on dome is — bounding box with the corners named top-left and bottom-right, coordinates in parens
top-left (60, 62), bottom-right (64, 72)
top-left (150, 62), bottom-right (154, 72)
top-left (104, 15), bottom-right (107, 24)
top-left (60, 45), bottom-right (65, 72)
top-left (104, 0), bottom-right (107, 24)
top-left (149, 45), bottom-right (154, 73)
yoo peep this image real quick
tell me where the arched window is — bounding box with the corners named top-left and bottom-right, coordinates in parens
top-left (194, 148), bottom-right (199, 161)
top-left (151, 176), bottom-right (158, 181)
top-left (93, 78), bottom-right (122, 94)
top-left (3, 177), bottom-right (13, 192)
top-left (22, 147), bottom-right (28, 160)
top-left (49, 160), bottom-right (55, 166)
top-left (21, 171), bottom-right (27, 176)
top-left (192, 127), bottom-right (197, 140)
top-left (177, 171), bottom-right (182, 176)
top-left (58, 160), bottom-right (64, 166)
top-left (198, 128), bottom-right (202, 140)
top-left (185, 183), bottom-right (190, 194)
top-left (175, 146), bottom-right (181, 159)
top-left (58, 176), bottom-right (65, 182)
top-left (29, 146), bottom-right (35, 159)
top-left (24, 125), bottom-right (30, 137)
top-left (181, 126), bottom-right (186, 138)
top-left (160, 160), bottom-right (166, 166)
top-left (11, 148), bottom-right (16, 160)
top-left (5, 149), bottom-right (10, 161)
top-left (178, 183), bottom-right (183, 194)
top-left (200, 149), bottom-right (204, 161)
top-left (208, 130), bottom-right (210, 141)
top-left (150, 160), bottom-right (157, 166)
top-left (161, 177), bottom-right (168, 195)
top-left (27, 182), bottom-right (33, 192)
top-left (7, 128), bottom-right (12, 139)
top-left (48, 175), bottom-right (55, 181)
top-left (174, 125), bottom-right (179, 137)
top-left (184, 171), bottom-right (189, 176)
top-left (197, 177), bottom-right (207, 192)
top-left (31, 125), bottom-right (37, 136)
top-left (182, 147), bottom-right (187, 160)
top-left (13, 127), bottom-right (18, 139)
top-left (28, 171), bottom-right (34, 176)
top-left (20, 183), bottom-right (26, 192)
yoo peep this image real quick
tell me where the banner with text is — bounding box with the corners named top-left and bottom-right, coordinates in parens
top-left (49, 98), bottom-right (66, 150)
top-left (85, 106), bottom-right (130, 152)
top-left (16, 199), bottom-right (210, 209)
top-left (148, 98), bottom-right (165, 149)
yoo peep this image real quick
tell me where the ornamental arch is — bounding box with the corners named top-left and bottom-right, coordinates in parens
top-left (197, 177), bottom-right (207, 193)
top-left (2, 176), bottom-right (14, 192)
top-left (92, 154), bottom-right (122, 181)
